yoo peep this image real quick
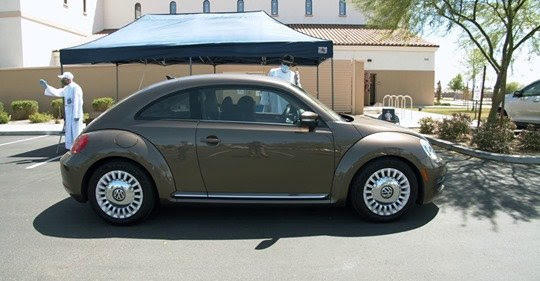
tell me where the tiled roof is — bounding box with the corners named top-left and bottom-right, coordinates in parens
top-left (289, 24), bottom-right (438, 47)
top-left (94, 24), bottom-right (438, 48)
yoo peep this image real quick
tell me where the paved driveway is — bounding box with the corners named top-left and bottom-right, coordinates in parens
top-left (0, 135), bottom-right (539, 280)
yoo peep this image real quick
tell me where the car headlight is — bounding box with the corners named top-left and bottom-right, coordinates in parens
top-left (420, 139), bottom-right (438, 161)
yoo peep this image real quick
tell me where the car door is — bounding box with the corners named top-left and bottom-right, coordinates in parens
top-left (133, 89), bottom-right (207, 196)
top-left (195, 86), bottom-right (335, 198)
top-left (520, 82), bottom-right (540, 124)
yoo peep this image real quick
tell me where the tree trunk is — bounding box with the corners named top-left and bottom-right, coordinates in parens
top-left (487, 61), bottom-right (510, 123)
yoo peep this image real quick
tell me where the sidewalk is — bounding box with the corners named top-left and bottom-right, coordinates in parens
top-left (0, 120), bottom-right (64, 135)
top-left (363, 106), bottom-right (447, 128)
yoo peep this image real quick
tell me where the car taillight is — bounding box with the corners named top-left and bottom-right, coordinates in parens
top-left (70, 134), bottom-right (89, 154)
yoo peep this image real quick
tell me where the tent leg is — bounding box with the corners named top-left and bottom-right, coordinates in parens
top-left (316, 64), bottom-right (320, 99)
top-left (213, 65), bottom-right (216, 74)
top-left (189, 57), bottom-right (193, 76)
top-left (331, 58), bottom-right (335, 110)
top-left (115, 63), bottom-right (119, 101)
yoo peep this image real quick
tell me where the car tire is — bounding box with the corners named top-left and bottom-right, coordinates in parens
top-left (350, 158), bottom-right (418, 222)
top-left (88, 160), bottom-right (156, 225)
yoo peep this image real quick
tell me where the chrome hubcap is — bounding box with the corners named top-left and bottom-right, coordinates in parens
top-left (96, 170), bottom-right (143, 219)
top-left (363, 168), bottom-right (410, 216)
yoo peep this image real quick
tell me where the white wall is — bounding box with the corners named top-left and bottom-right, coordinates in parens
top-left (0, 0), bottom-right (20, 12)
top-left (20, 18), bottom-right (87, 67)
top-left (103, 0), bottom-right (365, 29)
top-left (0, 17), bottom-right (23, 67)
top-left (335, 46), bottom-right (437, 71)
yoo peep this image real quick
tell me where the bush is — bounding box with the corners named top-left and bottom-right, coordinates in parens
top-left (518, 125), bottom-right (540, 152)
top-left (471, 117), bottom-right (516, 153)
top-left (29, 112), bottom-right (53, 123)
top-left (84, 112), bottom-right (90, 124)
top-left (434, 102), bottom-right (451, 106)
top-left (0, 111), bottom-right (10, 124)
top-left (92, 97), bottom-right (115, 112)
top-left (11, 100), bottom-right (39, 120)
top-left (0, 101), bottom-right (4, 112)
top-left (51, 98), bottom-right (64, 118)
top-left (436, 113), bottom-right (471, 142)
top-left (418, 117), bottom-right (438, 134)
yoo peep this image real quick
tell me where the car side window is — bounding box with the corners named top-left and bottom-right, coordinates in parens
top-left (137, 90), bottom-right (201, 120)
top-left (200, 86), bottom-right (311, 125)
top-left (522, 83), bottom-right (540, 97)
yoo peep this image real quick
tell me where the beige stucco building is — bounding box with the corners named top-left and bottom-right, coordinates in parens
top-left (0, 0), bottom-right (438, 115)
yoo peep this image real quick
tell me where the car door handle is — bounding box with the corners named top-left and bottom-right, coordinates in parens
top-left (200, 136), bottom-right (220, 145)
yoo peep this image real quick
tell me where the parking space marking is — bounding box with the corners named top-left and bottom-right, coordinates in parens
top-left (26, 155), bottom-right (62, 170)
top-left (0, 135), bottom-right (48, 147)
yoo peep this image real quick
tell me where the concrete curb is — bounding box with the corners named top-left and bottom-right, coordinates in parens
top-left (422, 134), bottom-right (540, 164)
top-left (0, 131), bottom-right (61, 136)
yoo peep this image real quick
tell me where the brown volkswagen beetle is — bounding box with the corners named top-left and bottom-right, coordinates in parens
top-left (60, 74), bottom-right (446, 225)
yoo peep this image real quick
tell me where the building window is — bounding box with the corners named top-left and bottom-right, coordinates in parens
top-left (237, 0), bottom-right (244, 12)
top-left (339, 0), bottom-right (347, 16)
top-left (135, 3), bottom-right (141, 19)
top-left (271, 0), bottom-right (278, 15)
top-left (305, 0), bottom-right (312, 16)
top-left (203, 0), bottom-right (210, 13)
top-left (83, 0), bottom-right (87, 13)
top-left (170, 1), bottom-right (177, 14)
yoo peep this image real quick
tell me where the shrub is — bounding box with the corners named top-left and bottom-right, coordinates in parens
top-left (418, 117), bottom-right (438, 134)
top-left (29, 112), bottom-right (53, 123)
top-left (11, 100), bottom-right (39, 120)
top-left (0, 101), bottom-right (4, 112)
top-left (471, 117), bottom-right (516, 153)
top-left (434, 102), bottom-right (451, 106)
top-left (92, 97), bottom-right (115, 112)
top-left (436, 113), bottom-right (471, 142)
top-left (518, 125), bottom-right (540, 152)
top-left (51, 98), bottom-right (64, 118)
top-left (84, 112), bottom-right (90, 124)
top-left (0, 111), bottom-right (10, 124)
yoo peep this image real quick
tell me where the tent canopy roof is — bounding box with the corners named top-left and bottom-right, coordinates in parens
top-left (60, 11), bottom-right (333, 66)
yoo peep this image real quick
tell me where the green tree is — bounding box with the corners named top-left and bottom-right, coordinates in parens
top-left (352, 0), bottom-right (540, 123)
top-left (505, 81), bottom-right (522, 93)
top-left (436, 80), bottom-right (442, 103)
top-left (448, 74), bottom-right (465, 92)
top-left (462, 48), bottom-right (486, 97)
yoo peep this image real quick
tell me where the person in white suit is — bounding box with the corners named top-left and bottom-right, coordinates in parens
top-left (261, 55), bottom-right (302, 114)
top-left (39, 72), bottom-right (84, 150)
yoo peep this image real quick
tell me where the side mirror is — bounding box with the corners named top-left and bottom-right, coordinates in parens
top-left (513, 90), bottom-right (522, 97)
top-left (300, 111), bottom-right (318, 129)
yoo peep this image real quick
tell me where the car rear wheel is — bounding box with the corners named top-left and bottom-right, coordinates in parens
top-left (88, 160), bottom-right (155, 225)
top-left (350, 158), bottom-right (418, 222)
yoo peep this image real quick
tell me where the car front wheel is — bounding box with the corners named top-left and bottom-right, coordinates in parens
top-left (350, 158), bottom-right (418, 222)
top-left (88, 160), bottom-right (155, 225)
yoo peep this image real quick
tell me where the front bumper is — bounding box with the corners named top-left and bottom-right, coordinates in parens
top-left (420, 158), bottom-right (447, 204)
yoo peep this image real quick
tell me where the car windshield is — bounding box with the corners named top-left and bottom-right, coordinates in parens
top-left (291, 84), bottom-right (346, 122)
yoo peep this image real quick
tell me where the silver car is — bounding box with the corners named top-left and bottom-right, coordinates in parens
top-left (503, 80), bottom-right (540, 126)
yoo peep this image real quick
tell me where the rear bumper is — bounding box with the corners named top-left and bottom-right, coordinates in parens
top-left (60, 152), bottom-right (87, 202)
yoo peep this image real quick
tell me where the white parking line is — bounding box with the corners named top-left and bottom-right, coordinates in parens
top-left (0, 135), bottom-right (48, 147)
top-left (26, 155), bottom-right (62, 170)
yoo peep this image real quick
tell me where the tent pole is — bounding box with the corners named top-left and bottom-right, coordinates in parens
top-left (213, 65), bottom-right (216, 74)
top-left (189, 57), bottom-right (193, 76)
top-left (60, 63), bottom-right (64, 75)
top-left (331, 58), bottom-right (335, 110)
top-left (115, 63), bottom-right (119, 102)
top-left (316, 64), bottom-right (320, 99)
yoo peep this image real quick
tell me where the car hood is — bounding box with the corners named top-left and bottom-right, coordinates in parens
top-left (351, 116), bottom-right (425, 139)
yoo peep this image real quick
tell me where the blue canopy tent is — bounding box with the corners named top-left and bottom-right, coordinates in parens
top-left (59, 11), bottom-right (335, 107)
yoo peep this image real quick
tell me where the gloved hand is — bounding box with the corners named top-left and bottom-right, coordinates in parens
top-left (39, 79), bottom-right (48, 90)
top-left (74, 118), bottom-right (80, 122)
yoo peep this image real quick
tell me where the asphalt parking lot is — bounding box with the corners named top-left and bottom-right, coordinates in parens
top-left (0, 135), bottom-right (539, 280)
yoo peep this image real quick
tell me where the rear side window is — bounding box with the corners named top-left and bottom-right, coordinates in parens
top-left (137, 90), bottom-right (201, 120)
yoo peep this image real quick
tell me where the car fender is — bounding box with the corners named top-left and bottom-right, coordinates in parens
top-left (80, 129), bottom-right (176, 200)
top-left (330, 132), bottom-right (427, 205)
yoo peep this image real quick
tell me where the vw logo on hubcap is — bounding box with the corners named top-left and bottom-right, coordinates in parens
top-left (380, 186), bottom-right (394, 199)
top-left (112, 188), bottom-right (126, 201)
